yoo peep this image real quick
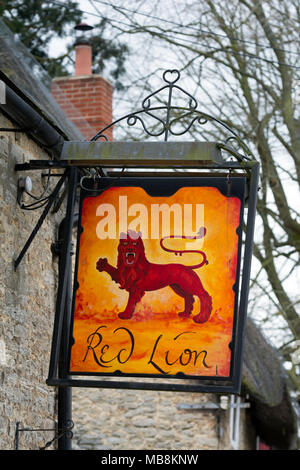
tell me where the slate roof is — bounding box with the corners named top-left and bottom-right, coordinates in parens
top-left (0, 18), bottom-right (83, 141)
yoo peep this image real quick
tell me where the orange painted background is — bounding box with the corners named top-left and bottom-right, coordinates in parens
top-left (70, 186), bottom-right (242, 378)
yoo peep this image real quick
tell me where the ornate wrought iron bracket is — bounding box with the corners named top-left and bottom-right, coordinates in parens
top-left (13, 170), bottom-right (68, 270)
top-left (90, 69), bottom-right (255, 163)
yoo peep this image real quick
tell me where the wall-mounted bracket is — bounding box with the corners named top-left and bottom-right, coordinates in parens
top-left (13, 170), bottom-right (68, 270)
top-left (15, 420), bottom-right (74, 450)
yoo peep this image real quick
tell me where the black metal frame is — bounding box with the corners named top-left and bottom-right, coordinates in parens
top-left (45, 159), bottom-right (259, 394)
top-left (66, 175), bottom-right (245, 381)
top-left (13, 69), bottom-right (259, 394)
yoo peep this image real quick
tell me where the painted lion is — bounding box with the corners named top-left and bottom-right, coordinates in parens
top-left (96, 230), bottom-right (212, 324)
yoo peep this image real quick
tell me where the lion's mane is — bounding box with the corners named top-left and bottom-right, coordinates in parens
top-left (117, 231), bottom-right (149, 291)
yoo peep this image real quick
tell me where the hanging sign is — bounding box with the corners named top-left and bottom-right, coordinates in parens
top-left (67, 176), bottom-right (246, 386)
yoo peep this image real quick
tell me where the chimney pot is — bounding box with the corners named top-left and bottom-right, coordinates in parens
top-left (74, 22), bottom-right (94, 32)
top-left (74, 23), bottom-right (94, 76)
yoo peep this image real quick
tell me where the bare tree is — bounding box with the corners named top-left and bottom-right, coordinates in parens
top-left (93, 0), bottom-right (300, 395)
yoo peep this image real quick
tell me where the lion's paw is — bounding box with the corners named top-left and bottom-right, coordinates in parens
top-left (178, 311), bottom-right (192, 318)
top-left (118, 311), bottom-right (133, 319)
top-left (96, 257), bottom-right (108, 271)
top-left (193, 312), bottom-right (210, 324)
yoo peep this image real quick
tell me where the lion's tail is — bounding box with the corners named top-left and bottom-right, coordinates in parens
top-left (160, 226), bottom-right (208, 269)
top-left (193, 289), bottom-right (212, 324)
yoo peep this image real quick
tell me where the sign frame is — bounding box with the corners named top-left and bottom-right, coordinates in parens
top-left (46, 158), bottom-right (259, 394)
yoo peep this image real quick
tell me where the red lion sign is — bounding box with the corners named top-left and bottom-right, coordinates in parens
top-left (69, 180), bottom-right (245, 380)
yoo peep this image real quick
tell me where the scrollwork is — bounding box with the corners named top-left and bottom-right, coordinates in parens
top-left (168, 111), bottom-right (209, 136)
top-left (127, 111), bottom-right (166, 137)
top-left (141, 69), bottom-right (198, 114)
top-left (162, 69), bottom-right (180, 84)
top-left (90, 69), bottom-right (253, 161)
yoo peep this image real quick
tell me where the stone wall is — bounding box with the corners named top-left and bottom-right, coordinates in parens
top-left (71, 387), bottom-right (255, 450)
top-left (0, 114), bottom-right (62, 450)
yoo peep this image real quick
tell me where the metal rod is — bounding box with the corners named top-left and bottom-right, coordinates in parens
top-left (0, 127), bottom-right (31, 132)
top-left (57, 386), bottom-right (72, 450)
top-left (15, 160), bottom-right (69, 171)
top-left (46, 377), bottom-right (237, 394)
top-left (15, 422), bottom-right (20, 450)
top-left (57, 217), bottom-right (74, 450)
top-left (164, 81), bottom-right (173, 141)
top-left (234, 162), bottom-right (260, 392)
top-left (47, 167), bottom-right (78, 382)
top-left (14, 171), bottom-right (68, 270)
top-left (15, 159), bottom-right (257, 170)
top-left (177, 403), bottom-right (250, 410)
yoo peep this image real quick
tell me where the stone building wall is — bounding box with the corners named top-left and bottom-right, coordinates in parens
top-left (71, 387), bottom-right (255, 450)
top-left (0, 114), bottom-right (62, 450)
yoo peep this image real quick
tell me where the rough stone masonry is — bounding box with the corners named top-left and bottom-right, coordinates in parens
top-left (0, 116), bottom-right (60, 450)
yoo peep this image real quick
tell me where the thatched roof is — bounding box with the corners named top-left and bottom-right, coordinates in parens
top-left (242, 319), bottom-right (298, 449)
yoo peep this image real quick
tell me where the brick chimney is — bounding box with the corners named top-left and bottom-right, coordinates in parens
top-left (51, 23), bottom-right (113, 141)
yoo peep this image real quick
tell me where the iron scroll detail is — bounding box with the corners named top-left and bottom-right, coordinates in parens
top-left (90, 69), bottom-right (254, 161)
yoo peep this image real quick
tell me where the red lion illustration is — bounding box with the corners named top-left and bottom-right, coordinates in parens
top-left (96, 229), bottom-right (212, 324)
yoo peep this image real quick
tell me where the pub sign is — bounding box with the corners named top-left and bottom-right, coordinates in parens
top-left (64, 173), bottom-right (251, 392)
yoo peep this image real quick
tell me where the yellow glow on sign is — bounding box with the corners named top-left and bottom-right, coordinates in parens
top-left (70, 185), bottom-right (242, 378)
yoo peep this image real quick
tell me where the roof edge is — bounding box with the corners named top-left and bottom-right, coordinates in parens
top-left (0, 72), bottom-right (66, 158)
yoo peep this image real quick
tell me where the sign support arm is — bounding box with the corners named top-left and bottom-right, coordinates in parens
top-left (47, 167), bottom-right (78, 383)
top-left (233, 162), bottom-right (260, 392)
